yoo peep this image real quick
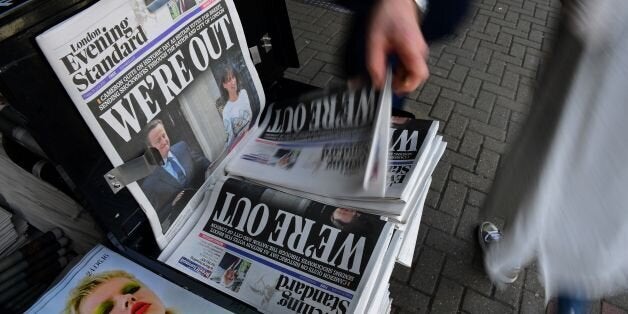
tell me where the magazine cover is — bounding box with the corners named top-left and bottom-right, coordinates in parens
top-left (226, 82), bottom-right (391, 199)
top-left (160, 177), bottom-right (395, 313)
top-left (26, 245), bottom-right (233, 314)
top-left (36, 0), bottom-right (264, 248)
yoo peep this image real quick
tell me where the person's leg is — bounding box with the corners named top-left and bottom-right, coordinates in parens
top-left (556, 295), bottom-right (589, 314)
top-left (478, 221), bottom-right (530, 286)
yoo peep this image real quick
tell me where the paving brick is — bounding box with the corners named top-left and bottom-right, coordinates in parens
top-left (425, 189), bottom-right (441, 209)
top-left (507, 120), bottom-right (524, 143)
top-left (483, 136), bottom-right (508, 154)
top-left (431, 277), bottom-right (465, 313)
top-left (391, 262), bottom-right (412, 283)
top-left (607, 295), bottom-right (628, 311)
top-left (462, 289), bottom-right (514, 314)
top-left (390, 282), bottom-right (431, 313)
top-left (430, 97), bottom-right (455, 121)
top-left (497, 94), bottom-right (529, 113)
top-left (450, 64), bottom-right (470, 83)
top-left (467, 189), bottom-right (487, 208)
top-left (444, 113), bottom-right (469, 139)
top-left (510, 42), bottom-right (527, 59)
top-left (462, 76), bottom-right (482, 97)
top-left (456, 205), bottom-right (480, 242)
top-left (422, 206), bottom-right (457, 234)
top-left (602, 301), bottom-right (628, 314)
top-left (496, 32), bottom-right (514, 50)
top-left (511, 110), bottom-right (526, 124)
top-left (443, 258), bottom-right (494, 295)
top-left (426, 230), bottom-right (476, 263)
top-left (405, 99), bottom-right (432, 119)
top-left (490, 104), bottom-right (511, 129)
top-left (429, 76), bottom-right (463, 93)
top-left (462, 36), bottom-right (481, 53)
top-left (454, 103), bottom-right (491, 124)
top-left (452, 167), bottom-right (493, 193)
top-left (483, 81), bottom-right (516, 99)
top-left (494, 267), bottom-right (525, 307)
top-left (477, 149), bottom-right (501, 178)
top-left (437, 52), bottom-right (457, 71)
top-left (460, 131), bottom-right (484, 158)
top-left (411, 246), bottom-right (447, 294)
top-left (520, 290), bottom-right (544, 314)
top-left (441, 88), bottom-right (475, 106)
top-left (431, 161), bottom-right (452, 193)
top-left (309, 71), bottom-right (334, 88)
top-left (469, 69), bottom-right (501, 85)
top-left (418, 82), bottom-right (441, 104)
top-left (428, 65), bottom-right (451, 79)
top-left (438, 179), bottom-right (468, 217)
top-left (475, 90), bottom-right (498, 112)
top-left (442, 135), bottom-right (461, 152)
top-left (524, 270), bottom-right (544, 298)
top-left (312, 51), bottom-right (338, 63)
top-left (297, 58), bottom-right (324, 79)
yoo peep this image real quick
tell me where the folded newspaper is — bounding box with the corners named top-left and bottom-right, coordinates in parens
top-left (35, 0), bottom-right (446, 312)
top-left (36, 0), bottom-right (391, 249)
top-left (158, 177), bottom-right (397, 313)
top-left (226, 83), bottom-right (392, 198)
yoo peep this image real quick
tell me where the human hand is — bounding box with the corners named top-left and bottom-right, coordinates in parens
top-left (367, 0), bottom-right (429, 93)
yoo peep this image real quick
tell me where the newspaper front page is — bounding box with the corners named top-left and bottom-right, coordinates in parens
top-left (36, 0), bottom-right (264, 248)
top-left (27, 245), bottom-right (233, 313)
top-left (226, 83), bottom-right (391, 199)
top-left (387, 117), bottom-right (438, 200)
top-left (160, 177), bottom-right (395, 313)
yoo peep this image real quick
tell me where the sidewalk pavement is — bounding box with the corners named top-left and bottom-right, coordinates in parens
top-left (283, 0), bottom-right (628, 313)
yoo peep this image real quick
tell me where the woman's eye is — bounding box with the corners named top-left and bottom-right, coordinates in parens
top-left (121, 282), bottom-right (141, 294)
top-left (95, 300), bottom-right (114, 314)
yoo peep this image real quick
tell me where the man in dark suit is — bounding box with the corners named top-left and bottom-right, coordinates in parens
top-left (141, 119), bottom-right (210, 231)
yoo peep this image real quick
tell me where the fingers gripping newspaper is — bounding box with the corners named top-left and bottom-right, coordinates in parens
top-left (36, 0), bottom-right (264, 248)
top-left (159, 177), bottom-right (395, 314)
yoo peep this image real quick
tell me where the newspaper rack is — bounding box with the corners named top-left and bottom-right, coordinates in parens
top-left (104, 147), bottom-right (163, 194)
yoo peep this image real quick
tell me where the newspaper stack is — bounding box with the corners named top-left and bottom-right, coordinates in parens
top-left (0, 228), bottom-right (72, 313)
top-left (0, 206), bottom-right (28, 259)
top-left (35, 0), bottom-right (446, 312)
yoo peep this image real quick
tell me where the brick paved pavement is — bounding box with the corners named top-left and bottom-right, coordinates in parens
top-left (284, 0), bottom-right (628, 313)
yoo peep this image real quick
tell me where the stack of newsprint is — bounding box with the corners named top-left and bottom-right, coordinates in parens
top-left (0, 206), bottom-right (28, 259)
top-left (32, 0), bottom-right (445, 312)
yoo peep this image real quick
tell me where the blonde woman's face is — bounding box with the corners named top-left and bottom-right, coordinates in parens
top-left (78, 277), bottom-right (166, 314)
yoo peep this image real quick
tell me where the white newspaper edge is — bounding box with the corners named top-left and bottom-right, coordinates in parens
top-left (363, 69), bottom-right (392, 196)
top-left (361, 228), bottom-right (404, 313)
top-left (396, 176), bottom-right (431, 267)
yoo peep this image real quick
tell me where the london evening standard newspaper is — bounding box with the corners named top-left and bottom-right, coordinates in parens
top-left (255, 120), bottom-right (445, 218)
top-left (226, 81), bottom-right (392, 199)
top-left (159, 177), bottom-right (395, 313)
top-left (27, 245), bottom-right (233, 313)
top-left (36, 0), bottom-right (264, 248)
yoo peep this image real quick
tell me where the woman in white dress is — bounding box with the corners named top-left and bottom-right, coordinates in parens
top-left (219, 66), bottom-right (252, 148)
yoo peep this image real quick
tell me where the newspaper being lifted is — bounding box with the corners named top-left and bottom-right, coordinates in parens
top-left (36, 0), bottom-right (265, 248)
top-left (226, 82), bottom-right (392, 198)
top-left (27, 245), bottom-right (234, 313)
top-left (159, 177), bottom-right (395, 313)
